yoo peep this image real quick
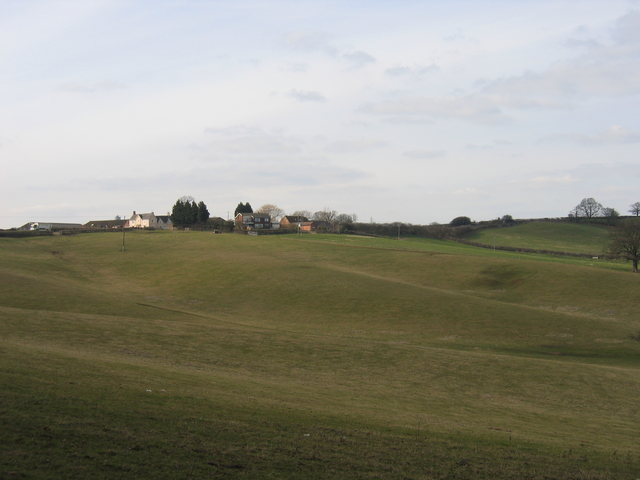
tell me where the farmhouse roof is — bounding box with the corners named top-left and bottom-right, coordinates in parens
top-left (282, 215), bottom-right (309, 222)
top-left (84, 220), bottom-right (127, 228)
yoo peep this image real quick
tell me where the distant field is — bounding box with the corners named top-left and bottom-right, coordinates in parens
top-left (1, 231), bottom-right (639, 479)
top-left (463, 221), bottom-right (612, 255)
top-left (297, 231), bottom-right (629, 271)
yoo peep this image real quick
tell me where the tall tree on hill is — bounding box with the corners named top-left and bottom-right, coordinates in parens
top-left (607, 220), bottom-right (640, 272)
top-left (336, 213), bottom-right (357, 224)
top-left (171, 196), bottom-right (208, 226)
top-left (197, 201), bottom-right (210, 223)
top-left (574, 197), bottom-right (602, 222)
top-left (234, 202), bottom-right (253, 216)
top-left (291, 210), bottom-right (312, 220)
top-left (602, 207), bottom-right (619, 225)
top-left (629, 202), bottom-right (640, 216)
top-left (312, 209), bottom-right (337, 224)
top-left (258, 204), bottom-right (285, 221)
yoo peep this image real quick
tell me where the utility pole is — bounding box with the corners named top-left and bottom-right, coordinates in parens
top-left (122, 229), bottom-right (126, 252)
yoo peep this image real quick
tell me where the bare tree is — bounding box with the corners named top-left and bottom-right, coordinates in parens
top-left (602, 207), bottom-right (619, 225)
top-left (312, 209), bottom-right (337, 223)
top-left (607, 220), bottom-right (640, 272)
top-left (574, 198), bottom-right (602, 222)
top-left (629, 202), bottom-right (640, 216)
top-left (257, 204), bottom-right (285, 221)
top-left (335, 213), bottom-right (357, 224)
top-left (291, 210), bottom-right (312, 220)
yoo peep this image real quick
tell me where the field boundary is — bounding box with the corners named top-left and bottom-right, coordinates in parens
top-left (452, 238), bottom-right (605, 258)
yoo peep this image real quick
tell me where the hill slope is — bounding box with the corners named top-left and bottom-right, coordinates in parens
top-left (464, 221), bottom-right (612, 254)
top-left (1, 231), bottom-right (639, 479)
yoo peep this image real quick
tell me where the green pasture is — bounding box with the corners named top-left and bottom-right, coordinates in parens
top-left (463, 221), bottom-right (613, 255)
top-left (1, 230), bottom-right (639, 479)
top-left (296, 231), bottom-right (630, 272)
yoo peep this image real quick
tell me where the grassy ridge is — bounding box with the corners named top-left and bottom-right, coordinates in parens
top-left (1, 231), bottom-right (640, 478)
top-left (463, 222), bottom-right (612, 255)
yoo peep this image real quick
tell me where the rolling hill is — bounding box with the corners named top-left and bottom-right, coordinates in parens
top-left (1, 230), bottom-right (639, 479)
top-left (462, 221), bottom-right (613, 255)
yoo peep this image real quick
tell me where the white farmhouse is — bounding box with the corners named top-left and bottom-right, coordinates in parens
top-left (128, 211), bottom-right (173, 230)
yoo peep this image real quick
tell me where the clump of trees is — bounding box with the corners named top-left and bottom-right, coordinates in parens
top-left (450, 216), bottom-right (471, 226)
top-left (234, 202), bottom-right (253, 216)
top-left (170, 196), bottom-right (209, 227)
top-left (569, 198), bottom-right (620, 224)
top-left (291, 210), bottom-right (312, 220)
top-left (312, 209), bottom-right (338, 224)
top-left (308, 209), bottom-right (358, 231)
top-left (628, 202), bottom-right (640, 216)
top-left (607, 220), bottom-right (640, 272)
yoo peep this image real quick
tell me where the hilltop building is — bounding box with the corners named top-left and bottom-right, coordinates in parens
top-left (235, 212), bottom-right (271, 230)
top-left (128, 211), bottom-right (173, 230)
top-left (18, 222), bottom-right (83, 231)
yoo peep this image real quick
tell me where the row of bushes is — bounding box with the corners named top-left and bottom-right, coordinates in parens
top-left (0, 230), bottom-right (54, 238)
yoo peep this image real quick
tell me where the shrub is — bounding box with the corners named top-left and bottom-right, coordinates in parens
top-left (450, 216), bottom-right (471, 227)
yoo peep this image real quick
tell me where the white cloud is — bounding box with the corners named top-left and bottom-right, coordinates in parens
top-left (480, 11), bottom-right (640, 102)
top-left (527, 175), bottom-right (578, 184)
top-left (402, 149), bottom-right (445, 159)
top-left (324, 139), bottom-right (388, 153)
top-left (380, 117), bottom-right (434, 125)
top-left (453, 188), bottom-right (481, 195)
top-left (286, 89), bottom-right (327, 102)
top-left (206, 135), bottom-right (302, 155)
top-left (611, 10), bottom-right (640, 44)
top-left (540, 125), bottom-right (640, 144)
top-left (360, 94), bottom-right (511, 124)
top-left (385, 64), bottom-right (438, 76)
top-left (281, 31), bottom-right (338, 56)
top-left (57, 81), bottom-right (126, 93)
top-left (342, 50), bottom-right (376, 69)
top-left (204, 125), bottom-right (264, 136)
top-left (285, 63), bottom-right (308, 72)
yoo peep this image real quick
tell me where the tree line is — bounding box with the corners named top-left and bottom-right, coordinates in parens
top-left (170, 196), bottom-right (640, 273)
top-left (570, 198), bottom-right (640, 222)
top-left (170, 196), bottom-right (209, 227)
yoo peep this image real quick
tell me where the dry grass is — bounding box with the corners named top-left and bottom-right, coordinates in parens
top-left (1, 230), bottom-right (639, 478)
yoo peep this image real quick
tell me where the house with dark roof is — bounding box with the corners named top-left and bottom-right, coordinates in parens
top-left (128, 211), bottom-right (173, 230)
top-left (299, 220), bottom-right (332, 232)
top-left (83, 219), bottom-right (127, 229)
top-left (235, 212), bottom-right (271, 230)
top-left (280, 215), bottom-right (309, 229)
top-left (18, 222), bottom-right (83, 231)
top-left (155, 215), bottom-right (172, 229)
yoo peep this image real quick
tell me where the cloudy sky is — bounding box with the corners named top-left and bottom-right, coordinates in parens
top-left (2, 1), bottom-right (640, 228)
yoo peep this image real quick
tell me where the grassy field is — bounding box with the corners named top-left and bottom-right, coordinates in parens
top-left (1, 230), bottom-right (640, 479)
top-left (463, 221), bottom-right (613, 255)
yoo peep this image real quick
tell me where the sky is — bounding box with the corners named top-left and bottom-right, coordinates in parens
top-left (1, 0), bottom-right (640, 229)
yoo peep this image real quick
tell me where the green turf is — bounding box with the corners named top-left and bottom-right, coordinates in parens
top-left (1, 231), bottom-right (639, 478)
top-left (463, 221), bottom-right (613, 255)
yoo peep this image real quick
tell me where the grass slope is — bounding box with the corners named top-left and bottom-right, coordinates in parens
top-left (463, 221), bottom-right (613, 255)
top-left (1, 231), bottom-right (639, 479)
